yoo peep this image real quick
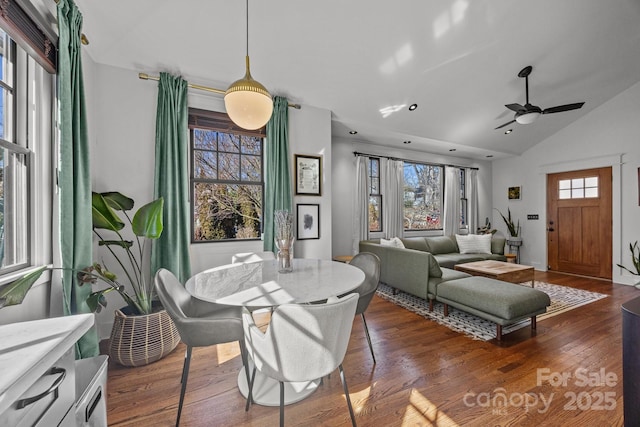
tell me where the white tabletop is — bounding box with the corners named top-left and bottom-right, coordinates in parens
top-left (185, 259), bottom-right (365, 307)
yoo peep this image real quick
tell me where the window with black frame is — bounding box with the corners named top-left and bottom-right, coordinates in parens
top-left (368, 157), bottom-right (382, 232)
top-left (189, 109), bottom-right (265, 242)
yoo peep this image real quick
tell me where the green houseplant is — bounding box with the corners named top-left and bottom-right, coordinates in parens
top-left (0, 191), bottom-right (181, 367)
top-left (617, 241), bottom-right (640, 288)
top-left (495, 208), bottom-right (520, 238)
top-left (1, 191), bottom-right (164, 314)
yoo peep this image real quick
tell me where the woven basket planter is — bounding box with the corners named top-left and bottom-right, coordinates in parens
top-left (109, 305), bottom-right (181, 367)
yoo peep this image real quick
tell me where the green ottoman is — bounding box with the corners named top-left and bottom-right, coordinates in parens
top-left (436, 276), bottom-right (551, 341)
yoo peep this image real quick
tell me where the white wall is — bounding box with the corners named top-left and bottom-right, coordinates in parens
top-left (88, 62), bottom-right (333, 336)
top-left (331, 138), bottom-right (494, 257)
top-left (492, 81), bottom-right (640, 285)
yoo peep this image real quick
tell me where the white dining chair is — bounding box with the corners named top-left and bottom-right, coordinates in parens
top-left (243, 293), bottom-right (359, 427)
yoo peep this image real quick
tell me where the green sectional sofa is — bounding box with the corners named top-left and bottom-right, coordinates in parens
top-left (358, 235), bottom-right (507, 301)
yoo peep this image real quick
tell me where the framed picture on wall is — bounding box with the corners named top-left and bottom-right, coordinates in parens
top-left (297, 204), bottom-right (320, 240)
top-left (508, 186), bottom-right (522, 200)
top-left (295, 154), bottom-right (322, 195)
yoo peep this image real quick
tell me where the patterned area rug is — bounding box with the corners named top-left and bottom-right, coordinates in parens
top-left (376, 281), bottom-right (608, 341)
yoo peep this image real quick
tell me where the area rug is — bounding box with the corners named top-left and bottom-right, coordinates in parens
top-left (376, 281), bottom-right (608, 341)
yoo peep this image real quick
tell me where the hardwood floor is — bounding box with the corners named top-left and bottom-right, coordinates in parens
top-left (105, 271), bottom-right (636, 426)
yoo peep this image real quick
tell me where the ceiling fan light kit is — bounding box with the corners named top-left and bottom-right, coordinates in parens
top-left (495, 65), bottom-right (585, 130)
top-left (223, 0), bottom-right (273, 130)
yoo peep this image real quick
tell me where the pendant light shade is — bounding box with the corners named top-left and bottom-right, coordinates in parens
top-left (224, 56), bottom-right (273, 130)
top-left (224, 0), bottom-right (273, 130)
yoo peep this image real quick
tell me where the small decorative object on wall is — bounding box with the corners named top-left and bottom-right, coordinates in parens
top-left (508, 186), bottom-right (521, 200)
top-left (297, 203), bottom-right (320, 240)
top-left (295, 154), bottom-right (322, 195)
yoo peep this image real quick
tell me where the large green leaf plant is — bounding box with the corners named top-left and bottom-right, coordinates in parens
top-left (0, 192), bottom-right (164, 315)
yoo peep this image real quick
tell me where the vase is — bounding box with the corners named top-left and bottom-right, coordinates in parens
top-left (275, 237), bottom-right (295, 273)
top-left (108, 301), bottom-right (181, 367)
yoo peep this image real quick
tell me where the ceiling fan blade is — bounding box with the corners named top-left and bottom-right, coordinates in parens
top-left (542, 102), bottom-right (585, 115)
top-left (505, 103), bottom-right (526, 113)
top-left (495, 119), bottom-right (516, 130)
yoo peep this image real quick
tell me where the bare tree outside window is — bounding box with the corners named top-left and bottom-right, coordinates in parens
top-left (403, 162), bottom-right (443, 230)
top-left (190, 110), bottom-right (264, 242)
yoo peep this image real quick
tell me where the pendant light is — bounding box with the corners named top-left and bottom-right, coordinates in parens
top-left (224, 0), bottom-right (273, 130)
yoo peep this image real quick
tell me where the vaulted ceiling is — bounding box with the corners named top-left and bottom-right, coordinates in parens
top-left (31, 0), bottom-right (640, 159)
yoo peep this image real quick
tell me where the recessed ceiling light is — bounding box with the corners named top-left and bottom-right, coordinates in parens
top-left (349, 130), bottom-right (357, 135)
top-left (486, 155), bottom-right (494, 158)
top-left (408, 104), bottom-right (418, 111)
top-left (449, 149), bottom-right (456, 152)
top-left (504, 129), bottom-right (513, 134)
top-left (403, 140), bottom-right (411, 144)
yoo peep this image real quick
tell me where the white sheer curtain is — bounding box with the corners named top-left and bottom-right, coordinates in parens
top-left (382, 158), bottom-right (404, 238)
top-left (352, 156), bottom-right (369, 254)
top-left (466, 168), bottom-right (479, 234)
top-left (443, 166), bottom-right (461, 236)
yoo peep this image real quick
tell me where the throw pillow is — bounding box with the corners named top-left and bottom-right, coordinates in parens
top-left (380, 237), bottom-right (405, 248)
top-left (455, 234), bottom-right (492, 254)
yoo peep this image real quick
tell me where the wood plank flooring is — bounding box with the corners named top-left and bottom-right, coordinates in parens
top-left (105, 271), bottom-right (636, 426)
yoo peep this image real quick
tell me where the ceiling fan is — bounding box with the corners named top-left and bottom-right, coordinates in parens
top-left (495, 65), bottom-right (585, 130)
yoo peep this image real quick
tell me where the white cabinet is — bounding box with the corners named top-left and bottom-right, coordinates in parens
top-left (0, 314), bottom-right (95, 426)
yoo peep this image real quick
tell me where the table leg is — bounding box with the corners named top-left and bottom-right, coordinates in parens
top-left (237, 363), bottom-right (319, 406)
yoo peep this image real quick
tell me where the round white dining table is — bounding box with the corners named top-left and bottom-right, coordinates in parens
top-left (185, 258), bottom-right (366, 406)
top-left (185, 258), bottom-right (365, 307)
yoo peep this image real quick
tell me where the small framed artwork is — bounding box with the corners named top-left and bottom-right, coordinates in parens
top-left (508, 186), bottom-right (522, 200)
top-left (295, 154), bottom-right (322, 195)
top-left (297, 204), bottom-right (320, 240)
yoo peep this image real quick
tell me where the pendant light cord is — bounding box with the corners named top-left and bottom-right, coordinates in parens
top-left (246, 0), bottom-right (249, 57)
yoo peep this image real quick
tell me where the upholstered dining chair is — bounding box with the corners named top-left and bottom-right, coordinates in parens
top-left (243, 294), bottom-right (360, 427)
top-left (231, 251), bottom-right (276, 263)
top-left (343, 252), bottom-right (381, 364)
top-left (155, 268), bottom-right (250, 427)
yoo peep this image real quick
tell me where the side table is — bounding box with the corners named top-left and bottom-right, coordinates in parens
top-left (332, 255), bottom-right (354, 264)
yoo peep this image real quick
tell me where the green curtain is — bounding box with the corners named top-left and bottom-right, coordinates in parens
top-left (263, 96), bottom-right (292, 252)
top-left (57, 0), bottom-right (99, 358)
top-left (150, 73), bottom-right (191, 283)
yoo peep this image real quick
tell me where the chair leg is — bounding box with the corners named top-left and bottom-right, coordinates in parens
top-left (245, 367), bottom-right (257, 412)
top-left (279, 381), bottom-right (285, 427)
top-left (239, 340), bottom-right (251, 397)
top-left (176, 346), bottom-right (193, 427)
top-left (361, 313), bottom-right (376, 364)
top-left (339, 364), bottom-right (357, 427)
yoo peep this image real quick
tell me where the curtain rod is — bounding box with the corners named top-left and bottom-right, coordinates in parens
top-left (138, 73), bottom-right (302, 109)
top-left (353, 151), bottom-right (479, 171)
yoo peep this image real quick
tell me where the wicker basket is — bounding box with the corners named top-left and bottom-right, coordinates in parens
top-left (109, 305), bottom-right (181, 367)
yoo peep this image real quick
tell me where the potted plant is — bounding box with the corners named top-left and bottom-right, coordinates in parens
top-left (495, 208), bottom-right (521, 245)
top-left (0, 191), bottom-right (180, 367)
top-left (617, 241), bottom-right (640, 289)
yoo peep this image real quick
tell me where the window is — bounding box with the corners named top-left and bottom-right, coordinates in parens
top-left (0, 30), bottom-right (29, 274)
top-left (558, 177), bottom-right (599, 199)
top-left (368, 158), bottom-right (382, 232)
top-left (190, 109), bottom-right (264, 242)
top-left (459, 168), bottom-right (467, 228)
top-left (403, 162), bottom-right (443, 230)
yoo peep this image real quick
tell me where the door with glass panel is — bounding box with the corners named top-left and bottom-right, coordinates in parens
top-left (547, 167), bottom-right (612, 279)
